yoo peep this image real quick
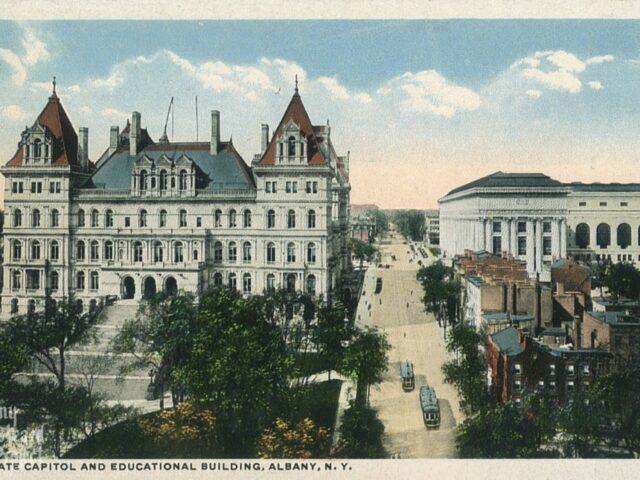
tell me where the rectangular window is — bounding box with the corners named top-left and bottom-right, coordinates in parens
top-left (514, 380), bottom-right (521, 391)
top-left (266, 181), bottom-right (272, 193)
top-left (543, 221), bottom-right (551, 233)
top-left (518, 237), bottom-right (527, 255)
top-left (582, 364), bottom-right (590, 375)
top-left (517, 221), bottom-right (527, 233)
top-left (125, 217), bottom-right (131, 227)
top-left (30, 182), bottom-right (42, 194)
top-left (313, 181), bottom-right (318, 193)
top-left (492, 236), bottom-right (502, 255)
top-left (514, 363), bottom-right (522, 374)
top-left (292, 181), bottom-right (298, 193)
top-left (26, 270), bottom-right (40, 290)
top-left (196, 217), bottom-right (202, 227)
top-left (599, 202), bottom-right (607, 207)
top-left (12, 181), bottom-right (24, 193)
top-left (567, 381), bottom-right (575, 392)
top-left (272, 181), bottom-right (277, 193)
top-left (621, 202), bottom-right (628, 207)
top-left (49, 182), bottom-right (61, 194)
top-left (306, 181), bottom-right (312, 194)
top-left (493, 221), bottom-right (502, 233)
top-left (567, 364), bottom-right (575, 374)
top-left (579, 201), bottom-right (587, 207)
top-left (543, 237), bottom-right (552, 255)
top-left (549, 364), bottom-right (556, 374)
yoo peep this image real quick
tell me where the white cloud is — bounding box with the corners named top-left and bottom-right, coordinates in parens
top-left (68, 84), bottom-right (81, 93)
top-left (588, 80), bottom-right (603, 90)
top-left (318, 77), bottom-right (351, 100)
top-left (20, 29), bottom-right (50, 66)
top-left (354, 92), bottom-right (372, 104)
top-left (0, 48), bottom-right (27, 85)
top-left (382, 70), bottom-right (481, 117)
top-left (586, 55), bottom-right (614, 65)
top-left (542, 50), bottom-right (585, 72)
top-left (0, 104), bottom-right (31, 121)
top-left (526, 89), bottom-right (543, 98)
top-left (79, 106), bottom-right (93, 114)
top-left (31, 81), bottom-right (52, 92)
top-left (523, 67), bottom-right (582, 93)
top-left (100, 108), bottom-right (128, 121)
top-left (91, 71), bottom-right (125, 90)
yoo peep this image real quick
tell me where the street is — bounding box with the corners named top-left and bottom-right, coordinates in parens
top-left (358, 229), bottom-right (462, 458)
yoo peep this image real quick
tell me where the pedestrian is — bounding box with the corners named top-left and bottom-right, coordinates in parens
top-left (403, 332), bottom-right (406, 338)
top-left (406, 302), bottom-right (409, 308)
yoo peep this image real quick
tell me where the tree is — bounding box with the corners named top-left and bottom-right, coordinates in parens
top-left (340, 328), bottom-right (390, 406)
top-left (257, 417), bottom-right (330, 459)
top-left (174, 288), bottom-right (294, 456)
top-left (0, 328), bottom-right (29, 400)
top-left (366, 209), bottom-right (389, 237)
top-left (312, 301), bottom-right (350, 380)
top-left (4, 298), bottom-right (100, 456)
top-left (417, 261), bottom-right (460, 332)
top-left (393, 210), bottom-right (425, 241)
top-left (111, 292), bottom-right (198, 409)
top-left (604, 262), bottom-right (640, 300)
top-left (335, 401), bottom-right (386, 458)
top-left (351, 238), bottom-right (377, 269)
top-left (556, 391), bottom-right (603, 458)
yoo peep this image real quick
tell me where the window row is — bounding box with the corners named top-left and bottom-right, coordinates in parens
top-left (11, 240), bottom-right (59, 261)
top-left (137, 169), bottom-right (192, 192)
top-left (72, 240), bottom-right (198, 263)
top-left (575, 222), bottom-right (640, 250)
top-left (213, 241), bottom-right (317, 264)
top-left (265, 180), bottom-right (319, 194)
top-left (12, 208), bottom-right (61, 228)
top-left (11, 180), bottom-right (61, 195)
top-left (211, 272), bottom-right (317, 295)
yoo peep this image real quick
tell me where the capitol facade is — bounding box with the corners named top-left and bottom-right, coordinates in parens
top-left (1, 84), bottom-right (351, 316)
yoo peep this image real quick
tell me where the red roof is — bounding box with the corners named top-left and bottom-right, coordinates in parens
top-left (6, 92), bottom-right (78, 168)
top-left (257, 91), bottom-right (326, 166)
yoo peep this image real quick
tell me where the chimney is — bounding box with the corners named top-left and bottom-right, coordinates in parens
top-left (261, 124), bottom-right (269, 154)
top-left (130, 111), bottom-right (141, 156)
top-left (574, 315), bottom-right (582, 348)
top-left (210, 110), bottom-right (220, 155)
top-left (502, 284), bottom-right (508, 312)
top-left (535, 280), bottom-right (542, 332)
top-left (557, 282), bottom-right (565, 296)
top-left (78, 127), bottom-right (89, 171)
top-left (512, 283), bottom-right (517, 314)
top-left (109, 126), bottom-right (120, 155)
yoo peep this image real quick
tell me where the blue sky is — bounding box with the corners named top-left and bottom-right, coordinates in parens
top-left (2, 20), bottom-right (640, 207)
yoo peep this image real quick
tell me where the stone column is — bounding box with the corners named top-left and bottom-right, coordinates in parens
top-left (560, 219), bottom-right (567, 258)
top-left (480, 219), bottom-right (486, 251)
top-left (502, 218), bottom-right (510, 256)
top-left (526, 219), bottom-right (535, 274)
top-left (510, 218), bottom-right (517, 255)
top-left (485, 219), bottom-right (493, 253)
top-left (551, 218), bottom-right (560, 259)
top-left (535, 218), bottom-right (543, 273)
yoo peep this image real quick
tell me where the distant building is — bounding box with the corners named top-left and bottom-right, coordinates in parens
top-left (351, 214), bottom-right (376, 243)
top-left (424, 209), bottom-right (439, 245)
top-left (486, 326), bottom-right (610, 405)
top-left (439, 171), bottom-right (640, 277)
top-left (581, 310), bottom-right (640, 366)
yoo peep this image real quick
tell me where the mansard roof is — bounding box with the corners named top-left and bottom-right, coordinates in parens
top-left (257, 90), bottom-right (327, 167)
top-left (89, 141), bottom-right (255, 191)
top-left (6, 91), bottom-right (79, 168)
top-left (567, 182), bottom-right (640, 192)
top-left (446, 171), bottom-right (565, 196)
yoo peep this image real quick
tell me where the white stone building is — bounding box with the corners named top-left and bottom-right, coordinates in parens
top-left (439, 171), bottom-right (640, 277)
top-left (1, 84), bottom-right (351, 316)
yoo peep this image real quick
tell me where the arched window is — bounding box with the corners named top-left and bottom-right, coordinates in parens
top-left (104, 240), bottom-right (114, 260)
top-left (50, 209), bottom-right (59, 227)
top-left (241, 210), bottom-right (251, 228)
top-left (77, 209), bottom-right (85, 227)
top-left (228, 242), bottom-right (237, 262)
top-left (213, 272), bottom-right (223, 287)
top-left (214, 241), bottom-right (223, 263)
top-left (13, 209), bottom-right (22, 227)
top-left (11, 270), bottom-right (21, 290)
top-left (153, 241), bottom-right (164, 262)
top-left (287, 210), bottom-right (296, 229)
top-left (31, 240), bottom-right (40, 260)
top-left (267, 242), bottom-right (276, 263)
top-left (76, 271), bottom-right (85, 290)
top-left (50, 271), bottom-right (59, 291)
top-left (179, 209), bottom-right (187, 227)
top-left (267, 209), bottom-right (276, 229)
top-left (596, 223), bottom-right (611, 249)
top-left (160, 170), bottom-right (168, 191)
top-left (287, 242), bottom-right (296, 263)
top-left (159, 209), bottom-right (167, 227)
top-left (214, 209), bottom-right (222, 228)
top-left (174, 241), bottom-right (184, 263)
top-left (31, 209), bottom-right (41, 228)
top-left (10, 299), bottom-right (18, 314)
top-left (575, 223), bottom-right (590, 249)
top-left (617, 223), bottom-right (631, 249)
top-left (12, 240), bottom-right (21, 260)
top-left (134, 241), bottom-right (143, 262)
top-left (50, 240), bottom-right (59, 261)
top-left (33, 139), bottom-right (42, 158)
top-left (140, 170), bottom-right (147, 191)
top-left (306, 275), bottom-right (316, 295)
top-left (229, 209), bottom-right (237, 228)
top-left (90, 240), bottom-right (99, 261)
top-left (228, 273), bottom-right (237, 291)
top-left (307, 209), bottom-right (316, 228)
top-left (91, 209), bottom-right (99, 227)
top-left (288, 136), bottom-right (296, 157)
top-left (243, 241), bottom-right (252, 262)
top-left (90, 271), bottom-right (99, 291)
top-left (307, 242), bottom-right (317, 264)
top-left (179, 170), bottom-right (188, 191)
top-left (77, 241), bottom-right (85, 260)
top-left (243, 273), bottom-right (252, 293)
top-left (266, 274), bottom-right (276, 292)
top-left (105, 209), bottom-right (114, 227)
top-left (139, 209), bottom-right (147, 228)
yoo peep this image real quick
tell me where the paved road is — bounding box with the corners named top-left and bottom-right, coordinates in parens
top-left (363, 230), bottom-right (462, 458)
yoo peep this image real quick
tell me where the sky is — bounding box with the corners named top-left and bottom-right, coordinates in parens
top-left (2, 20), bottom-right (640, 208)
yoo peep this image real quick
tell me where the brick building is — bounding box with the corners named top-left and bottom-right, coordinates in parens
top-left (581, 310), bottom-right (640, 366)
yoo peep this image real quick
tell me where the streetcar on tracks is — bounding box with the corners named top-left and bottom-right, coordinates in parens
top-left (419, 385), bottom-right (440, 429)
top-left (400, 361), bottom-right (415, 391)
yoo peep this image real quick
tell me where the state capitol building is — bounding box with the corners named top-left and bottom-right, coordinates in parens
top-left (1, 82), bottom-right (351, 316)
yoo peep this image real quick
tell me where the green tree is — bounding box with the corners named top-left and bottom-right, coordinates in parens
top-left (417, 261), bottom-right (460, 331)
top-left (351, 238), bottom-right (377, 269)
top-left (604, 262), bottom-right (640, 299)
top-left (556, 391), bottom-right (603, 458)
top-left (341, 328), bottom-right (390, 406)
top-left (393, 210), bottom-right (425, 241)
top-left (366, 209), bottom-right (389, 237)
top-left (257, 417), bottom-right (330, 459)
top-left (335, 401), bottom-right (386, 458)
top-left (0, 328), bottom-right (29, 400)
top-left (111, 292), bottom-right (198, 409)
top-left (312, 302), bottom-right (350, 381)
top-left (174, 288), bottom-right (294, 456)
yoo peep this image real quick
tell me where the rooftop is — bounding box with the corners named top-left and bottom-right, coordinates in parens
top-left (490, 326), bottom-right (525, 356)
top-left (445, 171), bottom-right (566, 196)
top-left (588, 311), bottom-right (640, 326)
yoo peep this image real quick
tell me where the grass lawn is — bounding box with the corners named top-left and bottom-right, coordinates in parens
top-left (65, 379), bottom-right (343, 459)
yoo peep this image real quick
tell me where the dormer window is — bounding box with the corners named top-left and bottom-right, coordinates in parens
top-left (33, 139), bottom-right (42, 158)
top-left (288, 136), bottom-right (296, 157)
